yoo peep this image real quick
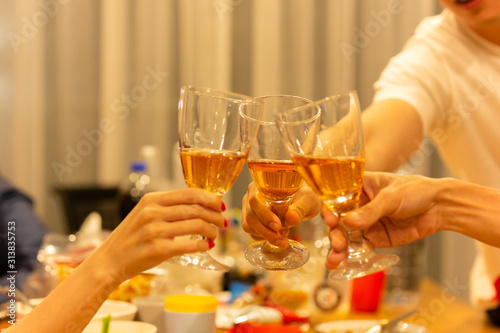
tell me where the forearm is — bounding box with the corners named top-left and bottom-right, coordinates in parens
top-left (9, 251), bottom-right (121, 332)
top-left (437, 178), bottom-right (500, 248)
top-left (363, 99), bottom-right (423, 172)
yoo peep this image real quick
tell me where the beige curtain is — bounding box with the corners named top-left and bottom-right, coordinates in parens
top-left (2, 0), bottom-right (46, 213)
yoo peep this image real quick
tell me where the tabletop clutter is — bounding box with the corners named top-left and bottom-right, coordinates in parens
top-left (9, 206), bottom-right (424, 333)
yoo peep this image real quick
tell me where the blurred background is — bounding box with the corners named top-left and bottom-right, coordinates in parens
top-left (0, 0), bottom-right (475, 301)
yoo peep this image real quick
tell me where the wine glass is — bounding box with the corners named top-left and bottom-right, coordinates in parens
top-left (245, 95), bottom-right (312, 270)
top-left (170, 85), bottom-right (263, 272)
top-left (276, 90), bottom-right (399, 279)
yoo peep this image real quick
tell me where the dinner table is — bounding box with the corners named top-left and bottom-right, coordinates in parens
top-left (342, 277), bottom-right (500, 333)
top-left (219, 276), bottom-right (500, 333)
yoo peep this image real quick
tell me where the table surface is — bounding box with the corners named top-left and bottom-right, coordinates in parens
top-left (343, 277), bottom-right (500, 333)
top-left (2, 277), bottom-right (498, 332)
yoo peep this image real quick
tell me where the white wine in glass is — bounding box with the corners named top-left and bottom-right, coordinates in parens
top-left (276, 91), bottom-right (399, 279)
top-left (171, 85), bottom-right (263, 272)
top-left (245, 95), bottom-right (312, 270)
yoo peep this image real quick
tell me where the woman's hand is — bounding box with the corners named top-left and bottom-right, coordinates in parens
top-left (9, 188), bottom-right (227, 333)
top-left (241, 183), bottom-right (322, 248)
top-left (92, 188), bottom-right (226, 281)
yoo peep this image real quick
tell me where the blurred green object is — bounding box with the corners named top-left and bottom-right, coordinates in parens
top-left (102, 314), bottom-right (111, 333)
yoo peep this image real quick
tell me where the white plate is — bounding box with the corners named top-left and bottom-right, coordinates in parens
top-left (83, 320), bottom-right (157, 333)
top-left (24, 298), bottom-right (137, 323)
top-left (91, 300), bottom-right (138, 322)
top-left (315, 320), bottom-right (381, 333)
top-left (315, 320), bottom-right (427, 333)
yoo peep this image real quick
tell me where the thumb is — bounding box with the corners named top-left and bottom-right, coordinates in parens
top-left (286, 189), bottom-right (322, 226)
top-left (343, 192), bottom-right (397, 229)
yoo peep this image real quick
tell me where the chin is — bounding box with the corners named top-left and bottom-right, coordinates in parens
top-left (446, 0), bottom-right (500, 28)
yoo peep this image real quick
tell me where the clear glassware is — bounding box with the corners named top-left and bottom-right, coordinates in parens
top-left (170, 85), bottom-right (263, 272)
top-left (244, 95), bottom-right (312, 270)
top-left (276, 90), bottom-right (399, 279)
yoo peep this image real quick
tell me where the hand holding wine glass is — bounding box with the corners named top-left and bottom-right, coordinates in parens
top-left (244, 95), bottom-right (312, 270)
top-left (171, 85), bottom-right (263, 272)
top-left (276, 91), bottom-right (399, 279)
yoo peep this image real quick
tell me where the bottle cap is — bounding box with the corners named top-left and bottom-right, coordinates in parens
top-left (164, 295), bottom-right (218, 313)
top-left (131, 161), bottom-right (147, 172)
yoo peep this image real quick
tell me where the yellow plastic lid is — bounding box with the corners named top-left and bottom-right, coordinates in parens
top-left (164, 295), bottom-right (218, 313)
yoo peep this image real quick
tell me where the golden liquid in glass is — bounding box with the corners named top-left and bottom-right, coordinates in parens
top-left (248, 160), bottom-right (303, 201)
top-left (180, 148), bottom-right (247, 197)
top-left (292, 156), bottom-right (364, 212)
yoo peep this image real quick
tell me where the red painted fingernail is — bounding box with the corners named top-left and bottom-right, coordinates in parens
top-left (221, 201), bottom-right (226, 211)
top-left (208, 240), bottom-right (215, 249)
top-left (224, 218), bottom-right (228, 228)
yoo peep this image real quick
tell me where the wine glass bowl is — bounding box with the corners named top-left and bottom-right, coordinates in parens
top-left (173, 85), bottom-right (263, 272)
top-left (276, 91), bottom-right (399, 279)
top-left (244, 95), bottom-right (312, 271)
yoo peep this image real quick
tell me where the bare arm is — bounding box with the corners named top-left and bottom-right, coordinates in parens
top-left (6, 189), bottom-right (225, 333)
top-left (363, 99), bottom-right (424, 171)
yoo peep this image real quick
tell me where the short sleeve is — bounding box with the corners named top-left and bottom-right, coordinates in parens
top-left (372, 39), bottom-right (450, 137)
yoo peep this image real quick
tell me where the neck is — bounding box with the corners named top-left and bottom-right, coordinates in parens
top-left (457, 15), bottom-right (500, 45)
top-left (470, 25), bottom-right (500, 45)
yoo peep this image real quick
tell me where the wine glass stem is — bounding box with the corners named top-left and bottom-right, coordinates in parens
top-left (339, 214), bottom-right (371, 260)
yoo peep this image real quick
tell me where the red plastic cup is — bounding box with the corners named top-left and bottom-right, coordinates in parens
top-left (351, 270), bottom-right (386, 312)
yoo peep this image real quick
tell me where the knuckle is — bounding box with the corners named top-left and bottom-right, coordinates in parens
top-left (140, 192), bottom-right (155, 205)
top-left (140, 223), bottom-right (159, 242)
top-left (140, 206), bottom-right (158, 222)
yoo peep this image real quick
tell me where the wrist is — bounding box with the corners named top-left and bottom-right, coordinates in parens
top-left (434, 178), bottom-right (500, 247)
top-left (77, 248), bottom-right (125, 293)
top-left (431, 177), bottom-right (457, 232)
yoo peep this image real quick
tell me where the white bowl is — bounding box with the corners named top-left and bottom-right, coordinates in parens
top-left (132, 296), bottom-right (165, 333)
top-left (315, 320), bottom-right (426, 333)
top-left (91, 300), bottom-right (138, 322)
top-left (83, 320), bottom-right (157, 333)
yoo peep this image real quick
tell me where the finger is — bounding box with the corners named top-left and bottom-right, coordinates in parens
top-left (329, 228), bottom-right (347, 253)
top-left (242, 197), bottom-right (288, 246)
top-left (159, 239), bottom-right (212, 258)
top-left (325, 249), bottom-right (347, 271)
top-left (241, 212), bottom-right (266, 239)
top-left (243, 211), bottom-right (288, 248)
top-left (241, 191), bottom-right (260, 238)
top-left (145, 188), bottom-right (224, 212)
top-left (140, 220), bottom-right (219, 242)
top-left (343, 191), bottom-right (399, 230)
top-left (247, 184), bottom-right (282, 232)
top-left (322, 204), bottom-right (338, 228)
top-left (286, 187), bottom-right (322, 226)
top-left (150, 204), bottom-right (226, 229)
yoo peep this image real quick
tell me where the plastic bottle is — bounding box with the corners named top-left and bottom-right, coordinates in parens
top-left (117, 160), bottom-right (151, 222)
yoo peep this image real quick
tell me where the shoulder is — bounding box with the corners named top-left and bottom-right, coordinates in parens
top-left (401, 9), bottom-right (472, 60)
top-left (0, 177), bottom-right (34, 206)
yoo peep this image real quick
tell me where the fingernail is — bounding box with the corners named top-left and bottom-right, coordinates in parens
top-left (221, 201), bottom-right (226, 211)
top-left (224, 218), bottom-right (228, 228)
top-left (208, 240), bottom-right (215, 249)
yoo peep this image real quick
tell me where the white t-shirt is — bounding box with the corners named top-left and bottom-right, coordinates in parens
top-left (373, 9), bottom-right (500, 308)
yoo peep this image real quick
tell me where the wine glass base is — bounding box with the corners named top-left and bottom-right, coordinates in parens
top-left (329, 251), bottom-right (399, 280)
top-left (168, 252), bottom-right (230, 272)
top-left (245, 240), bottom-right (310, 271)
